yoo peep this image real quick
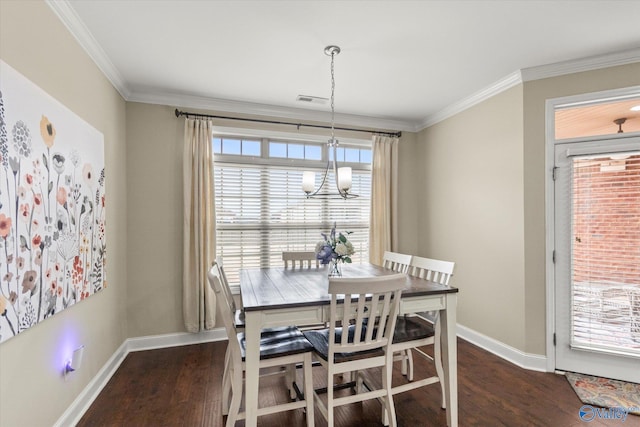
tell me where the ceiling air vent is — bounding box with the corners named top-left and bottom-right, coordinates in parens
top-left (296, 95), bottom-right (328, 105)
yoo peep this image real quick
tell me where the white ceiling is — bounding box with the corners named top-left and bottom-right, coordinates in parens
top-left (52, 0), bottom-right (640, 132)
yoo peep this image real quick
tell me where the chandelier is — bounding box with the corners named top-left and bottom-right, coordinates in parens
top-left (302, 45), bottom-right (358, 199)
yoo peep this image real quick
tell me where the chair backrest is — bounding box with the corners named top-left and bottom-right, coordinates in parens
top-left (409, 256), bottom-right (455, 285)
top-left (207, 265), bottom-right (242, 359)
top-left (327, 273), bottom-right (406, 359)
top-left (282, 251), bottom-right (319, 269)
top-left (214, 257), bottom-right (237, 313)
top-left (382, 251), bottom-right (412, 273)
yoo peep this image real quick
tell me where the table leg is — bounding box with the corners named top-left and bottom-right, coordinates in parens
top-left (244, 311), bottom-right (261, 426)
top-left (440, 293), bottom-right (458, 427)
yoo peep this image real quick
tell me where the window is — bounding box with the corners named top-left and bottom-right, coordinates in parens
top-left (571, 153), bottom-right (640, 356)
top-left (213, 135), bottom-right (371, 286)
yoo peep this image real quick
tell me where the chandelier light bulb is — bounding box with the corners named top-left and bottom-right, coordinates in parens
top-left (302, 171), bottom-right (316, 193)
top-left (338, 167), bottom-right (352, 192)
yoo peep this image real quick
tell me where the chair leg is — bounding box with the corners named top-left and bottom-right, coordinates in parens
top-left (303, 354), bottom-right (315, 427)
top-left (287, 364), bottom-right (296, 399)
top-left (435, 321), bottom-right (446, 409)
top-left (226, 365), bottom-right (242, 427)
top-left (356, 370), bottom-right (364, 394)
top-left (327, 372), bottom-right (334, 427)
top-left (406, 349), bottom-right (414, 381)
top-left (401, 350), bottom-right (408, 376)
top-left (381, 353), bottom-right (397, 427)
top-left (222, 347), bottom-right (231, 416)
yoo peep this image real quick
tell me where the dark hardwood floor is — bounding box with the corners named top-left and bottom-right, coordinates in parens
top-left (77, 338), bottom-right (640, 426)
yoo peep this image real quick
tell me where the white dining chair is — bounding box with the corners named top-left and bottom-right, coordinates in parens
top-left (303, 273), bottom-right (406, 427)
top-left (394, 255), bottom-right (455, 408)
top-left (382, 251), bottom-right (412, 273)
top-left (382, 251), bottom-right (417, 377)
top-left (282, 251), bottom-right (319, 268)
top-left (215, 257), bottom-right (244, 328)
top-left (208, 265), bottom-right (315, 427)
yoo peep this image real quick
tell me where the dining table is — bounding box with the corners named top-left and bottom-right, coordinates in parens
top-left (239, 262), bottom-right (459, 426)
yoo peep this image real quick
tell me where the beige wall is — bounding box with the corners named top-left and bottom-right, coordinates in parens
top-left (522, 62), bottom-right (640, 354)
top-left (396, 131), bottom-right (420, 255)
top-left (417, 86), bottom-right (526, 350)
top-left (0, 2), bottom-right (128, 426)
top-left (125, 103), bottom-right (186, 336)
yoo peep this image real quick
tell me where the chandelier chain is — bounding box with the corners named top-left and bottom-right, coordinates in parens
top-left (330, 50), bottom-right (336, 143)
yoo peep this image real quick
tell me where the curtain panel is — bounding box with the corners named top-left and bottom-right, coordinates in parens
top-left (369, 135), bottom-right (399, 266)
top-left (183, 118), bottom-right (216, 332)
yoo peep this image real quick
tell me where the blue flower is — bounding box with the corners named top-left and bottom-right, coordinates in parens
top-left (315, 223), bottom-right (355, 264)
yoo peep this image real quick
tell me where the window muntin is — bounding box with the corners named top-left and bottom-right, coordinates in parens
top-left (268, 141), bottom-right (324, 160)
top-left (213, 137), bottom-right (261, 156)
top-left (329, 146), bottom-right (372, 163)
top-left (213, 135), bottom-right (371, 286)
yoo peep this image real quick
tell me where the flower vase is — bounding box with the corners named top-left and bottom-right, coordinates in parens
top-left (328, 259), bottom-right (342, 277)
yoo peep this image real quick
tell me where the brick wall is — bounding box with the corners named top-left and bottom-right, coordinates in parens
top-left (572, 154), bottom-right (640, 285)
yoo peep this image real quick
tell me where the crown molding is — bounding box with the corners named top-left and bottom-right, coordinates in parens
top-left (520, 47), bottom-right (640, 82)
top-left (129, 90), bottom-right (419, 133)
top-left (46, 0), bottom-right (131, 99)
top-left (419, 48), bottom-right (640, 131)
top-left (419, 71), bottom-right (523, 130)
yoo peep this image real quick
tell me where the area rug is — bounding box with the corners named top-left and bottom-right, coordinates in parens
top-left (565, 372), bottom-right (640, 416)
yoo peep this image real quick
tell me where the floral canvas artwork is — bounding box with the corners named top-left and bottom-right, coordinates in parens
top-left (0, 60), bottom-right (106, 344)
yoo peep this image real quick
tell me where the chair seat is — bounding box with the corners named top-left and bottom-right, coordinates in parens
top-left (238, 326), bottom-right (313, 361)
top-left (234, 309), bottom-right (245, 328)
top-left (303, 326), bottom-right (383, 362)
top-left (392, 316), bottom-right (435, 344)
top-left (413, 311), bottom-right (437, 323)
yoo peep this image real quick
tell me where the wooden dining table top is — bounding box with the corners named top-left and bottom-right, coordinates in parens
top-left (240, 263), bottom-right (458, 312)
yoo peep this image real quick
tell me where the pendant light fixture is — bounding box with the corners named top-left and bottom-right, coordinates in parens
top-left (614, 117), bottom-right (626, 133)
top-left (302, 45), bottom-right (358, 199)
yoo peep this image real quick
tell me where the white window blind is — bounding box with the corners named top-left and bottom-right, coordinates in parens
top-left (571, 153), bottom-right (640, 357)
top-left (214, 153), bottom-right (371, 286)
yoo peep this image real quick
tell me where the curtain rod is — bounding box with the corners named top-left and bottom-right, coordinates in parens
top-left (174, 109), bottom-right (402, 138)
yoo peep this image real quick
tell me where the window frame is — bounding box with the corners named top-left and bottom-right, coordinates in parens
top-left (212, 130), bottom-right (372, 292)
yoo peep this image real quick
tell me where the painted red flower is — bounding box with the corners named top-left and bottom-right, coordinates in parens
top-left (32, 234), bottom-right (42, 247)
top-left (0, 214), bottom-right (11, 238)
top-left (21, 270), bottom-right (37, 294)
top-left (33, 193), bottom-right (43, 211)
top-left (57, 187), bottom-right (67, 205)
top-left (19, 204), bottom-right (30, 222)
top-left (72, 255), bottom-right (84, 285)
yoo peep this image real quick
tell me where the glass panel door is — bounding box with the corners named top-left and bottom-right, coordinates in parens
top-left (554, 138), bottom-right (640, 382)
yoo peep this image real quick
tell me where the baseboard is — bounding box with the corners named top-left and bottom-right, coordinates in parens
top-left (126, 328), bottom-right (228, 352)
top-left (54, 327), bottom-right (228, 427)
top-left (457, 324), bottom-right (548, 372)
